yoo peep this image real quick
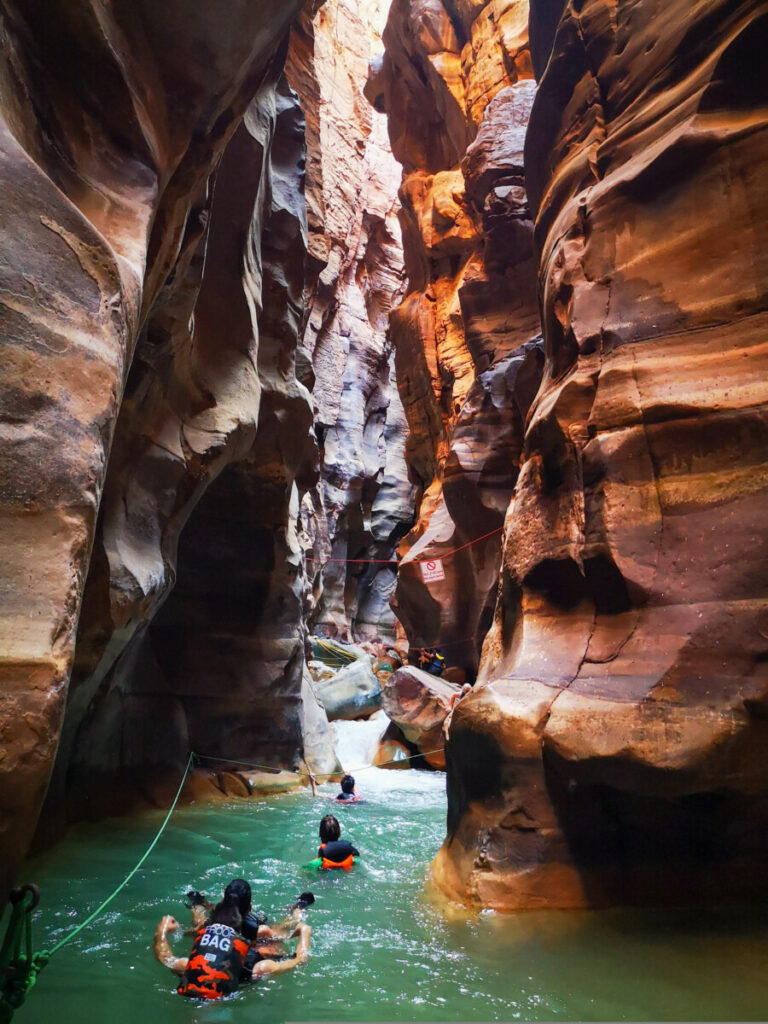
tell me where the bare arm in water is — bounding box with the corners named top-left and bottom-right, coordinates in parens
top-left (257, 902), bottom-right (308, 942)
top-left (252, 923), bottom-right (311, 979)
top-left (153, 915), bottom-right (188, 975)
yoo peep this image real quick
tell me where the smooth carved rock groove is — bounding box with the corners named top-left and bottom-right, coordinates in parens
top-left (433, 0), bottom-right (768, 911)
top-left (370, 0), bottom-right (544, 679)
top-left (46, 76), bottom-right (318, 839)
top-left (0, 0), bottom-right (309, 899)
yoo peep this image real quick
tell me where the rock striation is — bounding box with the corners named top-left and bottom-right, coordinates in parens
top-left (0, 0), bottom-right (311, 901)
top-left (48, 69), bottom-right (320, 838)
top-left (381, 665), bottom-right (462, 769)
top-left (433, 0), bottom-right (768, 910)
top-left (369, 0), bottom-right (544, 678)
top-left (287, 0), bottom-right (415, 643)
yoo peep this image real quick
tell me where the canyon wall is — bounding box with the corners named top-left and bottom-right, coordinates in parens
top-left (434, 0), bottom-right (768, 909)
top-left (0, 0), bottom-right (315, 901)
top-left (287, 0), bottom-right (413, 643)
top-left (3, 0), bottom-right (411, 898)
top-left (370, 0), bottom-right (544, 678)
top-left (51, 74), bottom-right (320, 831)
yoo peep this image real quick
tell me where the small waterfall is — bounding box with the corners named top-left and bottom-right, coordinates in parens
top-left (331, 710), bottom-right (391, 771)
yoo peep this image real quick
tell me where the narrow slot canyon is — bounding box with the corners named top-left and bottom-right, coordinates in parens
top-left (0, 0), bottom-right (767, 1020)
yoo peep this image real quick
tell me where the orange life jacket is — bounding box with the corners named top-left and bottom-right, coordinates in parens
top-left (318, 842), bottom-right (355, 871)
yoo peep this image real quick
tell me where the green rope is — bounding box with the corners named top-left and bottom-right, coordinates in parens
top-left (48, 751), bottom-right (195, 956)
top-left (0, 753), bottom-right (194, 1021)
top-left (0, 740), bottom-right (443, 1020)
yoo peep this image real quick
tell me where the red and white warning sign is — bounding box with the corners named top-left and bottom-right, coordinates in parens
top-left (419, 558), bottom-right (446, 583)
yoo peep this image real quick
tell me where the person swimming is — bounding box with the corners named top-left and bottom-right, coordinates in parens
top-left (154, 879), bottom-right (314, 998)
top-left (309, 814), bottom-right (359, 871)
top-left (334, 774), bottom-right (361, 803)
top-left (175, 891), bottom-right (250, 999)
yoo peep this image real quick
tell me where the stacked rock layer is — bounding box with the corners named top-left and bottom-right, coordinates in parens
top-left (369, 0), bottom-right (544, 678)
top-left (432, 0), bottom-right (768, 909)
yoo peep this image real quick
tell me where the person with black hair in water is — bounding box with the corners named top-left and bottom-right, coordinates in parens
top-left (335, 774), bottom-right (361, 803)
top-left (154, 879), bottom-right (313, 999)
top-left (306, 814), bottom-right (360, 871)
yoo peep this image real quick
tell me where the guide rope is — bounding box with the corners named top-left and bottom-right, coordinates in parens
top-left (48, 751), bottom-right (195, 956)
top-left (0, 740), bottom-right (446, 1019)
top-left (306, 525), bottom-right (503, 567)
top-left (193, 747), bottom-right (445, 778)
top-left (0, 752), bottom-right (195, 1022)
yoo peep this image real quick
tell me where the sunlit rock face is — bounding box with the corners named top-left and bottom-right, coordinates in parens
top-left (0, 0), bottom-right (312, 901)
top-left (370, 0), bottom-right (543, 677)
top-left (381, 665), bottom-right (461, 769)
top-left (434, 0), bottom-right (768, 910)
top-left (287, 0), bottom-right (414, 643)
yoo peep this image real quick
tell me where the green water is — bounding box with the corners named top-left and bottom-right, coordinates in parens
top-left (12, 768), bottom-right (768, 1023)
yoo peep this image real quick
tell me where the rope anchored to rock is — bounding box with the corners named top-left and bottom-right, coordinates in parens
top-left (193, 748), bottom-right (445, 778)
top-left (0, 752), bottom-right (195, 1022)
top-left (0, 885), bottom-right (44, 1024)
top-left (306, 525), bottom-right (503, 568)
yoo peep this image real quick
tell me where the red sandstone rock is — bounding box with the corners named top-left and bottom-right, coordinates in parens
top-left (381, 666), bottom-right (463, 769)
top-left (37, 70), bottom-right (319, 853)
top-left (373, 720), bottom-right (413, 770)
top-left (370, 0), bottom-right (543, 678)
top-left (0, 0), bottom-right (312, 902)
top-left (433, 0), bottom-right (768, 911)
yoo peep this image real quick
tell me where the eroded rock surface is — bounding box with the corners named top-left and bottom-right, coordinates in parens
top-left (0, 0), bottom-right (309, 900)
top-left (370, 0), bottom-right (543, 677)
top-left (45, 70), bottom-right (319, 839)
top-left (381, 666), bottom-right (461, 769)
top-left (434, 0), bottom-right (768, 910)
top-left (313, 658), bottom-right (383, 721)
top-left (287, 1), bottom-right (414, 642)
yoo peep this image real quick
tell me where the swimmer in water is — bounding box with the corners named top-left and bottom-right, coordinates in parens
top-left (334, 774), bottom-right (361, 803)
top-left (154, 879), bottom-right (313, 998)
top-left (309, 814), bottom-right (360, 870)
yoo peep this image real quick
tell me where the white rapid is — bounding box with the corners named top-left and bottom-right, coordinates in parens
top-left (330, 710), bottom-right (393, 772)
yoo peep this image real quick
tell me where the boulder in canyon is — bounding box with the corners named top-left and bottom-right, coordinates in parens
top-left (381, 666), bottom-right (464, 769)
top-left (313, 658), bottom-right (383, 722)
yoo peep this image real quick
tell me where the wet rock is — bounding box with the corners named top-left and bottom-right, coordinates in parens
top-left (307, 660), bottom-right (336, 685)
top-left (373, 720), bottom-right (413, 770)
top-left (381, 666), bottom-right (463, 769)
top-left (300, 669), bottom-right (343, 778)
top-left (313, 658), bottom-right (383, 722)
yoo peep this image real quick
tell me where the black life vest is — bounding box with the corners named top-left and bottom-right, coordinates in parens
top-left (177, 923), bottom-right (249, 1000)
top-left (318, 839), bottom-right (357, 870)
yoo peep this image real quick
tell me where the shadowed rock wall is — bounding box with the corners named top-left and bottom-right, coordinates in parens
top-left (50, 77), bottom-right (318, 830)
top-left (434, 0), bottom-right (768, 910)
top-left (0, 1), bottom-right (309, 899)
top-left (287, 0), bottom-right (414, 642)
top-left (369, 0), bottom-right (544, 677)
